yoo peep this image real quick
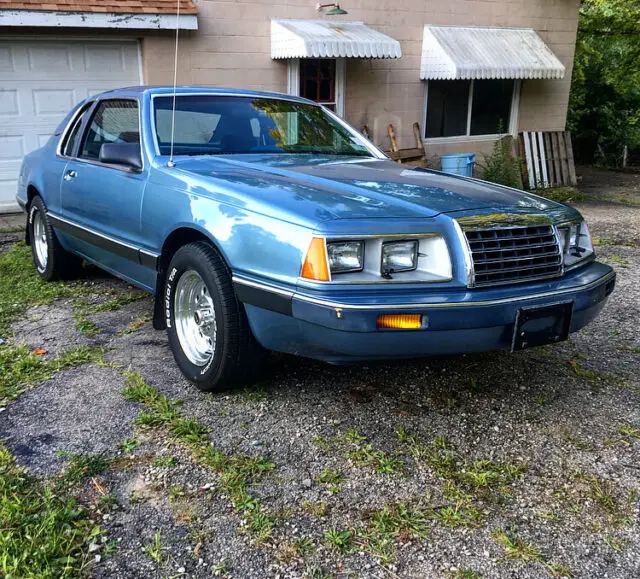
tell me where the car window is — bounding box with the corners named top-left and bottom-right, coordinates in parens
top-left (155, 109), bottom-right (221, 145)
top-left (153, 95), bottom-right (374, 157)
top-left (61, 103), bottom-right (92, 157)
top-left (80, 99), bottom-right (140, 161)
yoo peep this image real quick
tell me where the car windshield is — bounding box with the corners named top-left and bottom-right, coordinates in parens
top-left (153, 95), bottom-right (374, 157)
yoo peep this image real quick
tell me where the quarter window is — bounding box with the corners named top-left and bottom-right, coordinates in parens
top-left (425, 79), bottom-right (516, 139)
top-left (61, 103), bottom-right (92, 157)
top-left (80, 99), bottom-right (140, 160)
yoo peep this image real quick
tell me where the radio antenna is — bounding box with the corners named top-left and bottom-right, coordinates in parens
top-left (167, 0), bottom-right (181, 168)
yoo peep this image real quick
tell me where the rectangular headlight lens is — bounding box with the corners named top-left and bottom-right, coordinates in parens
top-left (327, 240), bottom-right (364, 274)
top-left (558, 221), bottom-right (593, 267)
top-left (381, 240), bottom-right (418, 274)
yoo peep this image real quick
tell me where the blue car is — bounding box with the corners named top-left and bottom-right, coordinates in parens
top-left (16, 86), bottom-right (615, 391)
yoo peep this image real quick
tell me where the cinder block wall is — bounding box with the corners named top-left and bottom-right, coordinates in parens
top-left (142, 0), bottom-right (580, 156)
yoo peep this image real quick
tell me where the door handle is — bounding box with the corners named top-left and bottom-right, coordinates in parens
top-left (63, 170), bottom-right (77, 181)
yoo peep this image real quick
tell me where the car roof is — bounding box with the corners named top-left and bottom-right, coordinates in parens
top-left (93, 86), bottom-right (314, 105)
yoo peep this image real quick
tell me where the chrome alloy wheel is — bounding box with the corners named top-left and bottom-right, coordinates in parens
top-left (174, 270), bottom-right (217, 366)
top-left (33, 210), bottom-right (48, 269)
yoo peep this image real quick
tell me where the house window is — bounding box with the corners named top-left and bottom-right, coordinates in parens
top-left (425, 79), bottom-right (518, 139)
top-left (300, 58), bottom-right (336, 110)
top-left (287, 58), bottom-right (346, 117)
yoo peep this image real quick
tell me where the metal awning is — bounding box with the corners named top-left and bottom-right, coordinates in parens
top-left (271, 19), bottom-right (402, 59)
top-left (420, 26), bottom-right (565, 80)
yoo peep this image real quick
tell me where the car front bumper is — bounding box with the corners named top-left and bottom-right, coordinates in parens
top-left (237, 261), bottom-right (615, 363)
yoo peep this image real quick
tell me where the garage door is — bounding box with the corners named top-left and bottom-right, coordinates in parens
top-left (0, 39), bottom-right (142, 213)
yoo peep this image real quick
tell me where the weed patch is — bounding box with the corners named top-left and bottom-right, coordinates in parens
top-left (398, 429), bottom-right (526, 502)
top-left (493, 527), bottom-right (572, 577)
top-left (121, 371), bottom-right (276, 544)
top-left (0, 243), bottom-right (72, 335)
top-left (320, 427), bottom-right (405, 474)
top-left (0, 343), bottom-right (104, 404)
top-left (0, 443), bottom-right (103, 577)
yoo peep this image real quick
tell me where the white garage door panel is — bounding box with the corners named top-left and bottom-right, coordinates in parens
top-left (0, 39), bottom-right (141, 213)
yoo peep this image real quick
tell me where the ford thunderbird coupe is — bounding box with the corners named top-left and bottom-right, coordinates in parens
top-left (16, 87), bottom-right (615, 391)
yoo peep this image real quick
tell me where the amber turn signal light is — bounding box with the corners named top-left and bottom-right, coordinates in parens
top-left (301, 237), bottom-right (330, 281)
top-left (376, 314), bottom-right (422, 329)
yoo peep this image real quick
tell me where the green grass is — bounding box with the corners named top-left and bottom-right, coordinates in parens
top-left (121, 371), bottom-right (276, 544)
top-left (0, 443), bottom-right (102, 577)
top-left (323, 528), bottom-right (353, 553)
top-left (321, 427), bottom-right (405, 475)
top-left (566, 359), bottom-right (623, 387)
top-left (446, 571), bottom-right (482, 579)
top-left (0, 343), bottom-right (104, 404)
top-left (398, 429), bottom-right (526, 501)
top-left (532, 187), bottom-right (587, 203)
top-left (0, 243), bottom-right (74, 335)
top-left (492, 528), bottom-right (574, 577)
top-left (316, 468), bottom-right (345, 493)
top-left (58, 452), bottom-right (109, 486)
top-left (72, 292), bottom-right (148, 337)
top-left (0, 225), bottom-right (25, 234)
top-left (119, 436), bottom-right (140, 454)
top-left (152, 455), bottom-right (177, 468)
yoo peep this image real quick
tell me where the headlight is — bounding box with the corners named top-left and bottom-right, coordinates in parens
top-left (557, 221), bottom-right (593, 268)
top-left (326, 240), bottom-right (364, 274)
top-left (301, 235), bottom-right (451, 283)
top-left (381, 240), bottom-right (418, 274)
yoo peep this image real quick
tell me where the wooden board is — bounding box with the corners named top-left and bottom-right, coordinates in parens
top-left (519, 131), bottom-right (577, 189)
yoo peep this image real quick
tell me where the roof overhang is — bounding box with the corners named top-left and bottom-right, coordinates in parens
top-left (420, 25), bottom-right (565, 80)
top-left (0, 9), bottom-right (197, 30)
top-left (271, 19), bottom-right (402, 59)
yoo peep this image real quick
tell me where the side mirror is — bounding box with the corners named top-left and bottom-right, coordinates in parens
top-left (99, 142), bottom-right (143, 171)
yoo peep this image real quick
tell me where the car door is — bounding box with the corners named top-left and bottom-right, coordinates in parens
top-left (59, 98), bottom-right (152, 284)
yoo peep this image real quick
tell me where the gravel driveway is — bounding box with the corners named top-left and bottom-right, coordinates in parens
top-left (0, 167), bottom-right (638, 579)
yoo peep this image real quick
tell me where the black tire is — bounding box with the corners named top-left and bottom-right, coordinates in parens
top-left (165, 241), bottom-right (265, 391)
top-left (28, 196), bottom-right (83, 281)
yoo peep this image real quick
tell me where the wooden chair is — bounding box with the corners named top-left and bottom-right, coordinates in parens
top-left (387, 123), bottom-right (426, 165)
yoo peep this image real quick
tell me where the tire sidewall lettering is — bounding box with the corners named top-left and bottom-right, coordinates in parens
top-left (165, 267), bottom-right (177, 329)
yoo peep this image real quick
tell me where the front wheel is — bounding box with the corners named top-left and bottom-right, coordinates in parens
top-left (165, 241), bottom-right (265, 391)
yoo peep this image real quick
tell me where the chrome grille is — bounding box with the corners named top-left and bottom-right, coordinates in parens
top-left (464, 225), bottom-right (562, 286)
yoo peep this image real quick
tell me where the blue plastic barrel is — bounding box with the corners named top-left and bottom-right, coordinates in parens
top-left (440, 153), bottom-right (476, 177)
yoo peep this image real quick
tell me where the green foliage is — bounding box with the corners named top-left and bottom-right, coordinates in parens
top-left (478, 135), bottom-right (524, 189)
top-left (569, 0), bottom-right (640, 165)
top-left (0, 343), bottom-right (104, 404)
top-left (0, 443), bottom-right (101, 577)
top-left (0, 243), bottom-right (72, 335)
top-left (59, 453), bottom-right (109, 486)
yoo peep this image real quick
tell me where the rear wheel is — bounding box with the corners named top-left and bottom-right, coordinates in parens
top-left (28, 196), bottom-right (82, 281)
top-left (165, 241), bottom-right (265, 391)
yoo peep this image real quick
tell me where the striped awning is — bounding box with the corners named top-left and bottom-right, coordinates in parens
top-left (271, 19), bottom-right (402, 59)
top-left (420, 26), bottom-right (565, 80)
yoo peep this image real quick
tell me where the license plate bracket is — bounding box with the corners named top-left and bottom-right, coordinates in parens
top-left (511, 301), bottom-right (574, 352)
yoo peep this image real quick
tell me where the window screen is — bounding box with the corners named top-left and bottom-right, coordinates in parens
top-left (80, 99), bottom-right (140, 160)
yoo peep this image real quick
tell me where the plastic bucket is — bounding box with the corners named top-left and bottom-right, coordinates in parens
top-left (440, 153), bottom-right (476, 177)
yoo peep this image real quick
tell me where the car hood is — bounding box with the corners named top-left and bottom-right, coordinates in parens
top-left (171, 154), bottom-right (566, 222)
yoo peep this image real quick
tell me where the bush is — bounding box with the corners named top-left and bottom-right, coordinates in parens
top-left (478, 135), bottom-right (524, 190)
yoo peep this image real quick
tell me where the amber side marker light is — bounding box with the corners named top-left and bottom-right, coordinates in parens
top-left (301, 237), bottom-right (330, 281)
top-left (377, 314), bottom-right (423, 329)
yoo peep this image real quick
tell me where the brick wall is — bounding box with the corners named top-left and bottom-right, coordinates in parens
top-left (142, 0), bottom-right (580, 155)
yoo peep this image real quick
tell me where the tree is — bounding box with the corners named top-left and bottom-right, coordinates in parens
top-left (568, 0), bottom-right (640, 165)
